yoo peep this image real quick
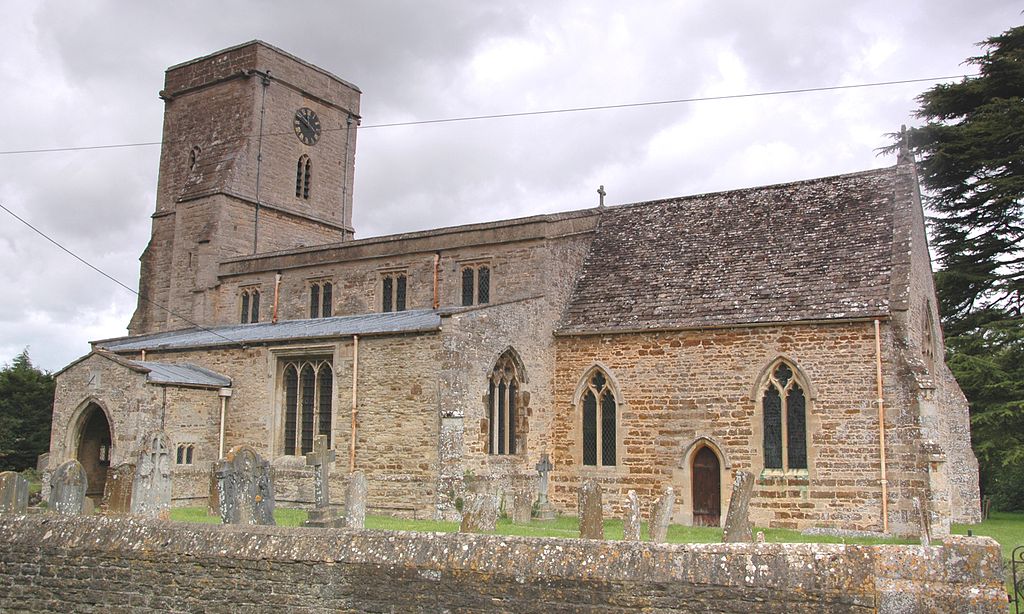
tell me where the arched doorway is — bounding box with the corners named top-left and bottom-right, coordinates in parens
top-left (691, 446), bottom-right (721, 527)
top-left (75, 404), bottom-right (111, 499)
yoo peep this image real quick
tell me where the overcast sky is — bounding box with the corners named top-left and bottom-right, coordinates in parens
top-left (0, 1), bottom-right (1017, 372)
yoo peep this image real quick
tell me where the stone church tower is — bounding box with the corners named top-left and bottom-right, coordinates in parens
top-left (129, 41), bottom-right (361, 334)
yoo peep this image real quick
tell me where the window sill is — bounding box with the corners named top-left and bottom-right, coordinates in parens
top-left (758, 468), bottom-right (810, 484)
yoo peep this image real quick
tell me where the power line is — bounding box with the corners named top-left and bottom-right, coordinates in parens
top-left (0, 73), bottom-right (977, 156)
top-left (0, 201), bottom-right (241, 346)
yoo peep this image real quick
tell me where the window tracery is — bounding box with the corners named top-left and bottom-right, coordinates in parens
top-left (282, 358), bottom-right (333, 456)
top-left (580, 368), bottom-right (617, 467)
top-left (487, 351), bottom-right (522, 455)
top-left (761, 361), bottom-right (807, 470)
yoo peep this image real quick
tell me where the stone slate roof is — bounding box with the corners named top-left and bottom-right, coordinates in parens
top-left (97, 309), bottom-right (441, 352)
top-left (129, 361), bottom-right (232, 388)
top-left (558, 167), bottom-right (898, 334)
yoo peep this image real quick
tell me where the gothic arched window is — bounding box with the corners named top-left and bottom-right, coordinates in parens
top-left (761, 361), bottom-right (807, 470)
top-left (580, 368), bottom-right (618, 467)
top-left (240, 287), bottom-right (260, 324)
top-left (281, 358), bottom-right (333, 456)
top-left (487, 351), bottom-right (523, 455)
top-left (295, 154), bottom-right (312, 199)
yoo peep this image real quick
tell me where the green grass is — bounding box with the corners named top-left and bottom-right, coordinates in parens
top-left (170, 506), bottom-right (307, 526)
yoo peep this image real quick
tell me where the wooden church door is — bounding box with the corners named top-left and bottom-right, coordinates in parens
top-left (691, 446), bottom-right (721, 526)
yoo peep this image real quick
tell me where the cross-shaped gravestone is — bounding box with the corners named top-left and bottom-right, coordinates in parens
top-left (535, 453), bottom-right (556, 520)
top-left (131, 432), bottom-right (171, 518)
top-left (305, 434), bottom-right (335, 509)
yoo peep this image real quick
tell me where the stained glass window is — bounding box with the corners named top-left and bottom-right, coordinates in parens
top-left (761, 361), bottom-right (808, 471)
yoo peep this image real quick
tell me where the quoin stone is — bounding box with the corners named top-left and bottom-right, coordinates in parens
top-left (50, 460), bottom-right (87, 516)
top-left (623, 490), bottom-right (641, 541)
top-left (131, 433), bottom-right (172, 518)
top-left (0, 472), bottom-right (28, 514)
top-left (217, 445), bottom-right (276, 525)
top-left (577, 479), bottom-right (603, 540)
top-left (722, 470), bottom-right (756, 543)
top-left (649, 487), bottom-right (675, 544)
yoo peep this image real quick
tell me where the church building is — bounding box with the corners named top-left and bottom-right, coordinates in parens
top-left (46, 41), bottom-right (980, 536)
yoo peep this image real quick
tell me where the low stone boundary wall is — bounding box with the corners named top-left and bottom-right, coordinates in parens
top-left (0, 515), bottom-right (1007, 613)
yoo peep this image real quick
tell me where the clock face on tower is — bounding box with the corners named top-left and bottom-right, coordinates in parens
top-left (293, 107), bottom-right (321, 145)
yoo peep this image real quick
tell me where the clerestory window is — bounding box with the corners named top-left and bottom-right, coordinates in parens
top-left (309, 280), bottom-right (333, 319)
top-left (761, 361), bottom-right (807, 471)
top-left (240, 287), bottom-right (261, 324)
top-left (461, 263), bottom-right (490, 306)
top-left (282, 358), bottom-right (333, 456)
top-left (382, 272), bottom-right (407, 312)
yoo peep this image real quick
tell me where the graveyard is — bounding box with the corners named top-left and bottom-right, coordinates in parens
top-left (0, 441), bottom-right (1016, 612)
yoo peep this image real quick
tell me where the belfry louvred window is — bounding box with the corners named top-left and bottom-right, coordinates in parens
top-left (282, 359), bottom-right (333, 456)
top-left (487, 351), bottom-right (523, 455)
top-left (761, 361), bottom-right (807, 470)
top-left (581, 368), bottom-right (617, 467)
top-left (295, 154), bottom-right (312, 199)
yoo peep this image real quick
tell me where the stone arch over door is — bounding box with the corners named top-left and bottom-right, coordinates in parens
top-left (70, 401), bottom-right (113, 500)
top-left (677, 436), bottom-right (729, 527)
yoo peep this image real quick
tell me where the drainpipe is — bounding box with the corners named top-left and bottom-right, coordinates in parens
top-left (432, 252), bottom-right (441, 309)
top-left (349, 335), bottom-right (359, 472)
top-left (874, 319), bottom-right (889, 533)
top-left (218, 388), bottom-right (232, 459)
top-left (272, 272), bottom-right (282, 323)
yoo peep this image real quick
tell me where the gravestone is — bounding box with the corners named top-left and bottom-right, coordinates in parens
top-left (459, 492), bottom-right (498, 533)
top-left (131, 433), bottom-right (172, 519)
top-left (535, 453), bottom-right (556, 520)
top-left (577, 479), bottom-right (603, 540)
top-left (207, 469), bottom-right (219, 515)
top-left (649, 486), bottom-right (675, 543)
top-left (722, 470), bottom-right (756, 543)
top-left (343, 471), bottom-right (367, 529)
top-left (101, 463), bottom-right (135, 515)
top-left (913, 497), bottom-right (931, 547)
top-left (0, 472), bottom-right (28, 514)
top-left (623, 490), bottom-right (641, 541)
top-left (303, 435), bottom-right (343, 528)
top-left (511, 479), bottom-right (533, 524)
top-left (216, 445), bottom-right (276, 525)
top-left (51, 460), bottom-right (87, 516)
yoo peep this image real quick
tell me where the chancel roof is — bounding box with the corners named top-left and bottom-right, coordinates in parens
top-left (97, 309), bottom-right (441, 352)
top-left (558, 167), bottom-right (899, 334)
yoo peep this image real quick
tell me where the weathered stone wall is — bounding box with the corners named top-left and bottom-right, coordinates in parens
top-left (0, 515), bottom-right (1006, 613)
top-left (550, 321), bottom-right (937, 535)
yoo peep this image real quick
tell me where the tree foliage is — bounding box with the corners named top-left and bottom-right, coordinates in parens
top-left (896, 25), bottom-right (1024, 510)
top-left (0, 349), bottom-right (54, 472)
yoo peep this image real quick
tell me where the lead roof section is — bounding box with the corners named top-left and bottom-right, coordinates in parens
top-left (557, 167), bottom-right (898, 335)
top-left (129, 361), bottom-right (232, 388)
top-left (97, 309), bottom-right (442, 352)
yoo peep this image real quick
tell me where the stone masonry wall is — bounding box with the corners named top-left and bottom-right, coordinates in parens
top-left (0, 515), bottom-right (1006, 613)
top-left (550, 321), bottom-right (933, 535)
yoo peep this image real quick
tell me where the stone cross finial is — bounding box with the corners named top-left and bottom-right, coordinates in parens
top-left (897, 124), bottom-right (912, 165)
top-left (597, 185), bottom-right (606, 208)
top-left (305, 435), bottom-right (336, 508)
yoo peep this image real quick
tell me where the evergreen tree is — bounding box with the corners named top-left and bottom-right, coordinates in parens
top-left (0, 349), bottom-right (55, 472)
top-left (894, 25), bottom-right (1024, 510)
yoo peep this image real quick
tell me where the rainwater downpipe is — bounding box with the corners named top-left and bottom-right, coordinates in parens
top-left (874, 319), bottom-right (889, 533)
top-left (349, 334), bottom-right (359, 472)
top-left (218, 388), bottom-right (232, 459)
top-left (271, 272), bottom-right (282, 324)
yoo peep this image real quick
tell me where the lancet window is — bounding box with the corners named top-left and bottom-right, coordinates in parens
top-left (295, 154), bottom-right (312, 199)
top-left (309, 280), bottom-right (333, 318)
top-left (240, 287), bottom-right (261, 324)
top-left (487, 351), bottom-right (522, 455)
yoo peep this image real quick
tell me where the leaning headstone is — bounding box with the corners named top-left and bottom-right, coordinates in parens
top-left (343, 471), bottom-right (368, 529)
top-left (101, 463), bottom-right (135, 515)
top-left (131, 433), bottom-right (172, 519)
top-left (50, 460), bottom-right (87, 516)
top-left (578, 479), bottom-right (604, 540)
top-left (649, 486), bottom-right (675, 543)
top-left (459, 492), bottom-right (498, 533)
top-left (913, 497), bottom-right (931, 547)
top-left (0, 472), bottom-right (28, 514)
top-left (535, 453), bottom-right (556, 520)
top-left (303, 435), bottom-right (342, 528)
top-left (216, 445), bottom-right (276, 525)
top-left (722, 470), bottom-right (756, 543)
top-left (512, 483), bottom-right (533, 524)
top-left (623, 490), bottom-right (641, 541)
